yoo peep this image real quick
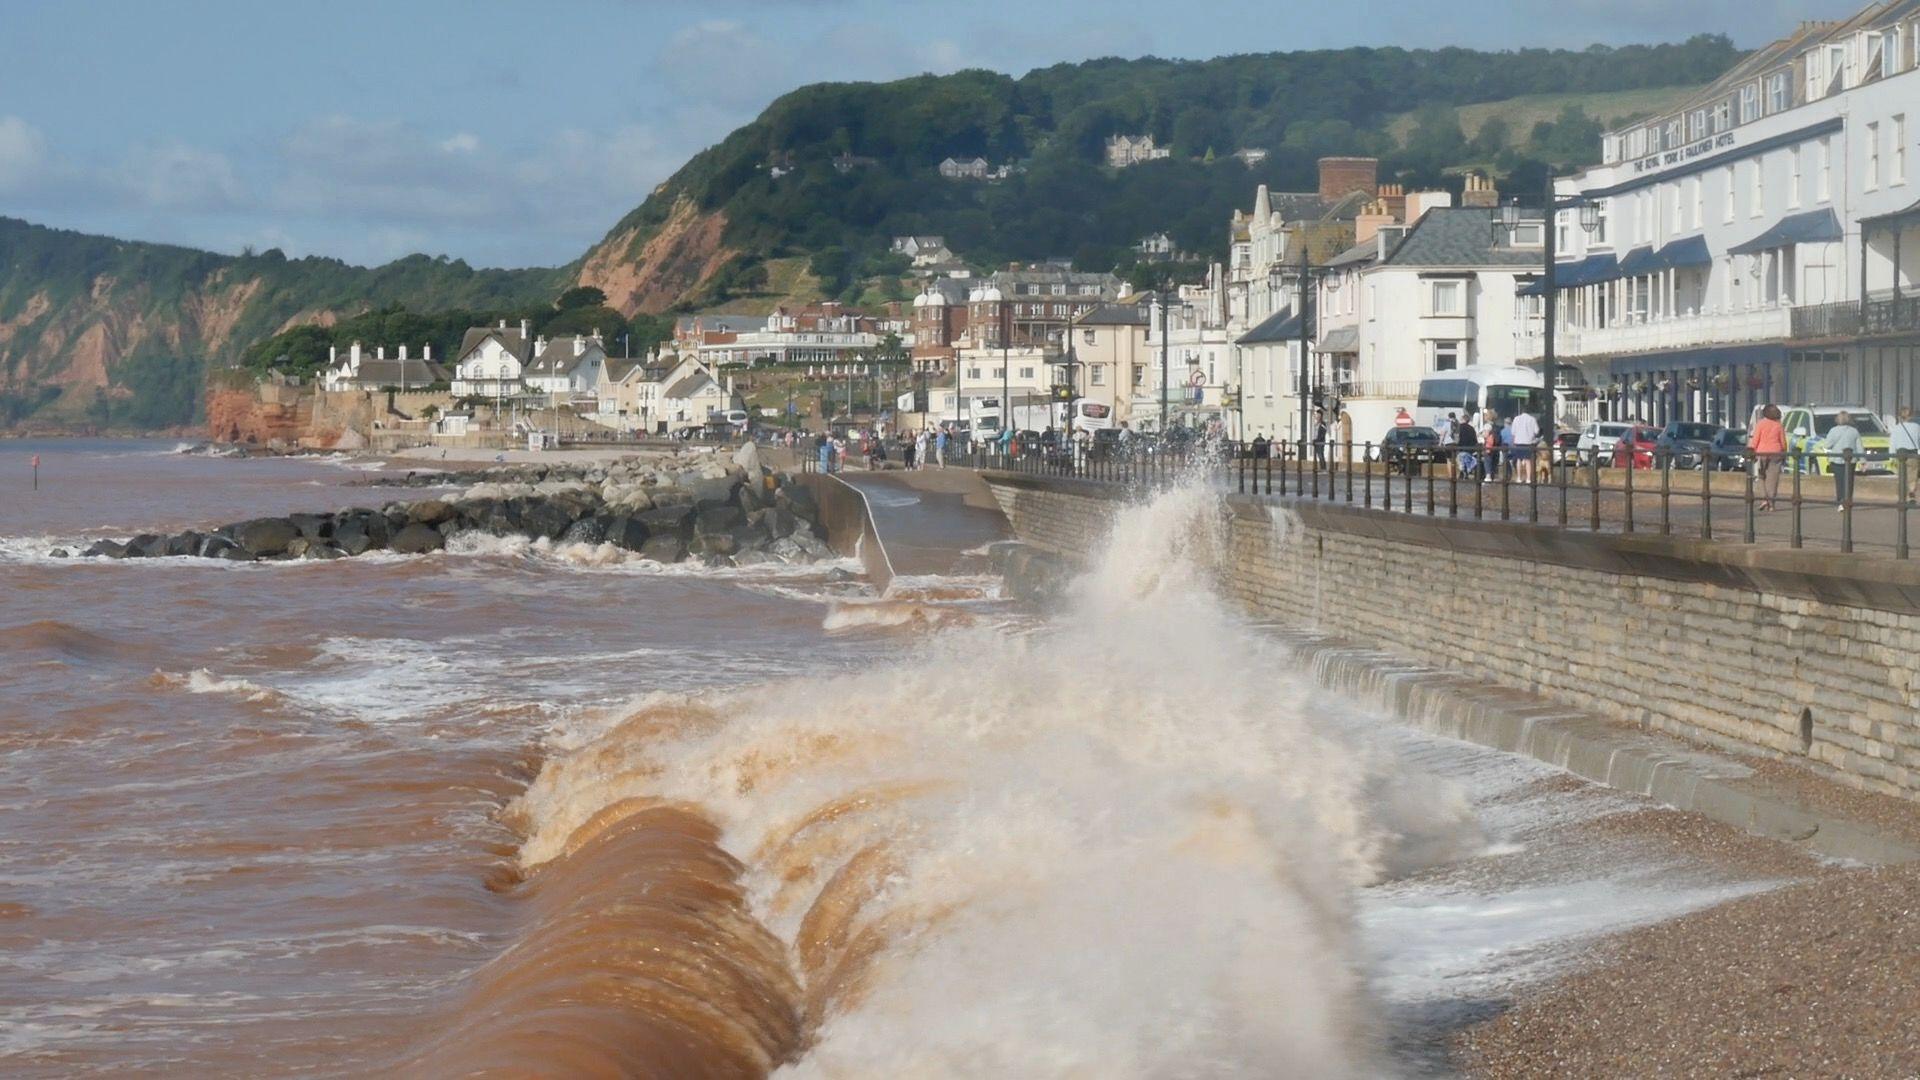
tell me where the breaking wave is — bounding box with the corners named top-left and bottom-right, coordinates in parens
top-left (411, 483), bottom-right (1485, 1077)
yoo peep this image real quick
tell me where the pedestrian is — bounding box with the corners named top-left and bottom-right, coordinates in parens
top-left (1825, 410), bottom-right (1864, 511)
top-left (935, 426), bottom-right (948, 468)
top-left (815, 431), bottom-right (832, 474)
top-left (1510, 407), bottom-right (1540, 484)
top-left (1891, 406), bottom-right (1920, 501)
top-left (1436, 411), bottom-right (1456, 448)
top-left (1454, 415), bottom-right (1479, 479)
top-left (1748, 404), bottom-right (1786, 511)
top-left (903, 430), bottom-right (918, 470)
top-left (1338, 409), bottom-right (1353, 465)
top-left (914, 429), bottom-right (928, 470)
top-left (1482, 417), bottom-right (1501, 482)
top-left (1312, 410), bottom-right (1329, 470)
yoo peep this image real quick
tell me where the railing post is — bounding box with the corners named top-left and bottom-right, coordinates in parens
top-left (1743, 460), bottom-right (1756, 544)
top-left (1659, 452), bottom-right (1673, 535)
top-left (1623, 454), bottom-right (1635, 533)
top-left (1588, 451), bottom-right (1601, 532)
top-left (1500, 462), bottom-right (1510, 521)
top-left (1841, 448), bottom-right (1855, 555)
top-left (1345, 442), bottom-right (1354, 504)
top-left (1790, 458), bottom-right (1804, 549)
top-left (1448, 459), bottom-right (1459, 519)
top-left (1426, 461), bottom-right (1435, 517)
top-left (1701, 454), bottom-right (1713, 540)
top-left (1402, 461), bottom-right (1413, 514)
top-left (1238, 447), bottom-right (1246, 494)
top-left (1900, 453), bottom-right (1912, 560)
top-left (1363, 444), bottom-right (1372, 508)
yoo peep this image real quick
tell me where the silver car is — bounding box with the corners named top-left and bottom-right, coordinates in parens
top-left (1575, 421), bottom-right (1633, 466)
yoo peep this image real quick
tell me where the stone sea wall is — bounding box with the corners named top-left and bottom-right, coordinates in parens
top-left (982, 473), bottom-right (1920, 802)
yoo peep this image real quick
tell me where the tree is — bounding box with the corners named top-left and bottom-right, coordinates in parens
top-left (555, 285), bottom-right (608, 310)
top-left (1530, 105), bottom-right (1605, 167)
top-left (1470, 116), bottom-right (1512, 160)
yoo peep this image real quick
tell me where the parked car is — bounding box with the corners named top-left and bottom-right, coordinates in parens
top-left (1610, 424), bottom-right (1661, 470)
top-left (1779, 406), bottom-right (1894, 474)
top-left (1372, 426), bottom-right (1444, 474)
top-left (1655, 421), bottom-right (1724, 470)
top-left (1577, 421), bottom-right (1634, 466)
top-left (1707, 428), bottom-right (1750, 471)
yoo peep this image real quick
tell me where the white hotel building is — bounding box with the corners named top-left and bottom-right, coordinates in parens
top-left (1533, 1), bottom-right (1920, 425)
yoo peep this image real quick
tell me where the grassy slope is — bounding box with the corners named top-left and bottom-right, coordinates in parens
top-left (1386, 85), bottom-right (1704, 146)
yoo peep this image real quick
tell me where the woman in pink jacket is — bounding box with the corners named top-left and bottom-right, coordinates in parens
top-left (1748, 405), bottom-right (1787, 511)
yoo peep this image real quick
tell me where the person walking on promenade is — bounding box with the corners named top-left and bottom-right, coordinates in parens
top-left (1312, 410), bottom-right (1329, 471)
top-left (1892, 406), bottom-right (1920, 502)
top-left (903, 430), bottom-right (917, 470)
top-left (1482, 417), bottom-right (1501, 483)
top-left (1510, 407), bottom-right (1540, 484)
top-left (1825, 411), bottom-right (1864, 511)
top-left (815, 431), bottom-right (832, 474)
top-left (914, 429), bottom-right (929, 470)
top-left (1748, 405), bottom-right (1786, 511)
top-left (935, 426), bottom-right (948, 469)
top-left (1454, 414), bottom-right (1479, 480)
top-left (1338, 409), bottom-right (1354, 466)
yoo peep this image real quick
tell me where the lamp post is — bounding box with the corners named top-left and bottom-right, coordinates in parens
top-left (1002, 295), bottom-right (1011, 449)
top-left (1493, 172), bottom-right (1601, 457)
top-left (1268, 252), bottom-right (1339, 447)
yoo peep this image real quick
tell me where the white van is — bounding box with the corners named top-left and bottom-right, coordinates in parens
top-left (1415, 366), bottom-right (1550, 430)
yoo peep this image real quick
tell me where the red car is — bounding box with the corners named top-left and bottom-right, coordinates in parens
top-left (1611, 424), bottom-right (1660, 469)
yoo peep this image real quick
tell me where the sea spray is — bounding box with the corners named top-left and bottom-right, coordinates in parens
top-left (504, 483), bottom-right (1484, 1077)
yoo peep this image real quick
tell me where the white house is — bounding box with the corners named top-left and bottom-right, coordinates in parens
top-left (1105, 134), bottom-right (1171, 168)
top-left (451, 320), bottom-right (534, 401)
top-left (523, 334), bottom-right (609, 399)
top-left (1533, 0), bottom-right (1920, 425)
top-left (657, 356), bottom-right (731, 429)
top-left (320, 342), bottom-right (448, 392)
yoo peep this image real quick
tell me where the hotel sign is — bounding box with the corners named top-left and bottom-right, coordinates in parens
top-left (1632, 132), bottom-right (1737, 176)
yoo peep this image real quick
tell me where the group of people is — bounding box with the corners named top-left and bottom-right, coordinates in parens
top-left (797, 426), bottom-right (964, 474)
top-left (1424, 408), bottom-right (1543, 484)
top-left (1746, 405), bottom-right (1920, 511)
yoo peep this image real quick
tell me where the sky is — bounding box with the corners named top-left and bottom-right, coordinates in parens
top-left (0, 0), bottom-right (1868, 269)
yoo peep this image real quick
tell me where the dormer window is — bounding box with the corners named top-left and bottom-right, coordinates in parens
top-left (1689, 109), bottom-right (1708, 141)
top-left (1739, 83), bottom-right (1760, 124)
top-left (1712, 100), bottom-right (1732, 133)
top-left (1767, 72), bottom-right (1790, 113)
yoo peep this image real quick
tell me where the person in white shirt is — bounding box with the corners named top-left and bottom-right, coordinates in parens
top-left (1509, 409), bottom-right (1541, 484)
top-left (1892, 406), bottom-right (1920, 502)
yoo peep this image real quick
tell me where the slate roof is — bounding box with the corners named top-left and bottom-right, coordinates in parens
top-left (456, 327), bottom-right (531, 363)
top-left (1236, 307), bottom-right (1302, 345)
top-left (525, 337), bottom-right (604, 377)
top-left (1325, 239), bottom-right (1381, 269)
top-left (675, 315), bottom-right (767, 336)
top-left (344, 357), bottom-right (452, 386)
top-left (665, 372), bottom-right (720, 399)
top-left (1075, 303), bottom-right (1151, 327)
top-left (1382, 207), bottom-right (1546, 268)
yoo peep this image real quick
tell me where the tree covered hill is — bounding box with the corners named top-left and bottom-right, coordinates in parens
top-left (0, 216), bottom-right (563, 428)
top-left (579, 35), bottom-right (1740, 310)
top-left (3, 35), bottom-right (1742, 430)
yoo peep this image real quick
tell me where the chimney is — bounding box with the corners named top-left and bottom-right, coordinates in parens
top-left (1318, 157), bottom-right (1380, 202)
top-left (350, 341), bottom-right (362, 364)
top-left (423, 343), bottom-right (433, 361)
top-left (1406, 190), bottom-right (1454, 222)
top-left (1355, 197), bottom-right (1397, 247)
top-left (399, 344), bottom-right (409, 361)
top-left (329, 345), bottom-right (338, 364)
top-left (377, 345), bottom-right (387, 361)
top-left (520, 318), bottom-right (531, 341)
top-left (1377, 225), bottom-right (1410, 261)
top-left (498, 318), bottom-right (507, 331)
top-left (1377, 183), bottom-right (1407, 222)
top-left (1460, 173), bottom-right (1500, 209)
top-left (573, 335), bottom-right (585, 356)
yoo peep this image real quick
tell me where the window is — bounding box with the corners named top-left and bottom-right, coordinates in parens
top-left (1429, 280), bottom-right (1465, 316)
top-left (1556, 210), bottom-right (1570, 252)
top-left (1090, 364), bottom-right (1105, 386)
top-left (1050, 284), bottom-right (1066, 296)
top-left (1740, 83), bottom-right (1760, 124)
top-left (1511, 222), bottom-right (1543, 246)
top-left (1818, 136), bottom-right (1834, 202)
top-left (1895, 115), bottom-right (1908, 185)
top-left (1020, 366), bottom-right (1035, 379)
top-left (1768, 72), bottom-right (1791, 113)
top-left (1828, 45), bottom-right (1848, 91)
top-left (1807, 50), bottom-right (1823, 100)
top-left (1430, 341), bottom-right (1463, 372)
top-left (1593, 198), bottom-right (1611, 245)
top-left (1671, 184), bottom-right (1684, 233)
top-left (1867, 122), bottom-right (1881, 191)
top-left (1690, 109), bottom-right (1708, 141)
top-left (1133, 365), bottom-right (1144, 388)
top-left (1789, 145), bottom-right (1803, 208)
top-left (1666, 119), bottom-right (1683, 150)
top-left (1082, 329), bottom-right (1096, 345)
top-left (1712, 99), bottom-right (1732, 132)
top-left (1691, 176), bottom-right (1704, 228)
top-left (967, 367), bottom-right (981, 380)
top-left (1750, 160), bottom-right (1764, 217)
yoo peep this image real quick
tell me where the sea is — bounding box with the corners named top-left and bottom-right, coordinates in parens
top-left (0, 438), bottom-right (1783, 1078)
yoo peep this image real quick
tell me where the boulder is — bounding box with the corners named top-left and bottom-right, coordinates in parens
top-left (332, 517), bottom-right (377, 556)
top-left (734, 483), bottom-right (770, 514)
top-left (689, 532), bottom-right (740, 557)
top-left (687, 476), bottom-right (740, 511)
top-left (382, 505), bottom-right (412, 535)
top-left (775, 484), bottom-right (819, 520)
top-left (197, 535), bottom-right (246, 560)
top-left (288, 512), bottom-right (335, 540)
top-left (520, 500), bottom-right (576, 541)
top-left (638, 504), bottom-right (694, 537)
top-left (48, 548), bottom-right (69, 559)
top-left (649, 489), bottom-right (694, 508)
top-left (122, 533), bottom-right (165, 558)
top-left (409, 499), bottom-right (456, 526)
top-left (233, 518), bottom-right (300, 557)
top-left (164, 531), bottom-right (203, 558)
top-left (731, 440), bottom-right (763, 477)
top-left (730, 523), bottom-right (772, 552)
top-left (286, 537), bottom-right (312, 559)
top-left (747, 507), bottom-right (798, 540)
top-left (605, 515), bottom-right (650, 551)
top-left (639, 535), bottom-right (686, 563)
top-left (391, 523), bottom-right (446, 554)
top-left (83, 539), bottom-right (127, 559)
top-left (694, 506), bottom-right (745, 536)
top-left (560, 516), bottom-right (609, 546)
top-left (309, 543), bottom-right (346, 560)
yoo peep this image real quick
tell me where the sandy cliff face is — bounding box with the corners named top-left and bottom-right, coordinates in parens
top-left (576, 197), bottom-right (735, 316)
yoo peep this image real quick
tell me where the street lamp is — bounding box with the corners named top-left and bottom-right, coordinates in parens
top-left (1493, 172), bottom-right (1601, 457)
top-left (1152, 292), bottom-right (1193, 433)
top-left (1268, 252), bottom-right (1340, 446)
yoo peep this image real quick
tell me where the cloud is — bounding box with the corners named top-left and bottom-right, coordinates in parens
top-left (123, 140), bottom-right (244, 210)
top-left (440, 132), bottom-right (480, 155)
top-left (0, 115), bottom-right (53, 192)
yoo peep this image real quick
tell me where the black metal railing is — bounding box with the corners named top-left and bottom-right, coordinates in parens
top-left (1792, 294), bottom-right (1920, 340)
top-left (923, 438), bottom-right (1918, 561)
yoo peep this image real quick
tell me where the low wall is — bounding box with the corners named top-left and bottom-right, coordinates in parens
top-left (983, 473), bottom-right (1920, 802)
top-left (796, 473), bottom-right (894, 591)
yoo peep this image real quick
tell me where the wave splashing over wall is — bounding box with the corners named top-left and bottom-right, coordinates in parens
top-left (471, 484), bottom-right (1483, 1078)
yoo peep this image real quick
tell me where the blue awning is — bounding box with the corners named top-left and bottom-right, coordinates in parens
top-left (1652, 234), bottom-right (1713, 271)
top-left (1517, 253), bottom-right (1618, 296)
top-left (1617, 246), bottom-right (1660, 276)
top-left (1728, 208), bottom-right (1843, 255)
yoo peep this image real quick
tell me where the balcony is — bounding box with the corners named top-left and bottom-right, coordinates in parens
top-left (1791, 293), bottom-right (1920, 340)
top-left (1516, 306), bottom-right (1791, 361)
